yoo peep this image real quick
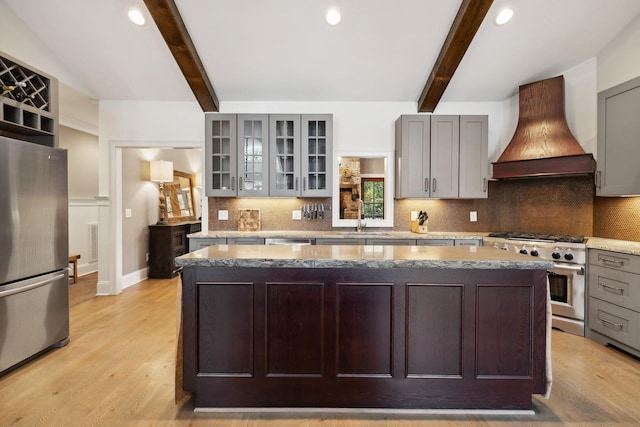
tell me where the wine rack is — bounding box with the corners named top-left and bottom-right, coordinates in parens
top-left (0, 51), bottom-right (58, 146)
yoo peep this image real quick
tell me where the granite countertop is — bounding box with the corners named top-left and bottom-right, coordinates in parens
top-left (176, 244), bottom-right (553, 270)
top-left (586, 237), bottom-right (640, 256)
top-left (187, 230), bottom-right (488, 240)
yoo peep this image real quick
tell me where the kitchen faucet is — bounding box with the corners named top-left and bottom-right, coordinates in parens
top-left (356, 194), bottom-right (366, 232)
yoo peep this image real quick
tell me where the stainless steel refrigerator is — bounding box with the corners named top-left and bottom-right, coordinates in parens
top-left (0, 135), bottom-right (70, 374)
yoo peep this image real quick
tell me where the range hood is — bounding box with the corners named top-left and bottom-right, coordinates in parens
top-left (492, 75), bottom-right (595, 179)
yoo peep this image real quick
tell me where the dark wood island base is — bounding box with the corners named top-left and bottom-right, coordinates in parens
top-left (179, 259), bottom-right (549, 411)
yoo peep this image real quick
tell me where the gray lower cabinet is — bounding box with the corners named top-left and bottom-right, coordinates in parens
top-left (189, 237), bottom-right (226, 252)
top-left (190, 235), bottom-right (481, 249)
top-left (596, 76), bottom-right (640, 196)
top-left (587, 249), bottom-right (640, 357)
top-left (395, 115), bottom-right (488, 199)
top-left (455, 239), bottom-right (482, 247)
top-left (366, 238), bottom-right (416, 246)
top-left (416, 239), bottom-right (454, 246)
top-left (315, 238), bottom-right (366, 245)
top-left (227, 237), bottom-right (265, 245)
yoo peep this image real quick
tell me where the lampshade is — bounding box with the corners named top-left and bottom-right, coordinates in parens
top-left (150, 160), bottom-right (174, 183)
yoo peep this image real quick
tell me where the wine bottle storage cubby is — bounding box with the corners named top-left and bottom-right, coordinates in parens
top-left (0, 51), bottom-right (58, 146)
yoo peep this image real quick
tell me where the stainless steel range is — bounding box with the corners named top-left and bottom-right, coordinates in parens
top-left (483, 232), bottom-right (587, 336)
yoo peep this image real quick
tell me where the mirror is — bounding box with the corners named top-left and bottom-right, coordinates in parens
top-left (332, 151), bottom-right (394, 228)
top-left (164, 170), bottom-right (197, 223)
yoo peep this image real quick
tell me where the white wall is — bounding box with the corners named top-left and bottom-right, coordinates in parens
top-left (59, 125), bottom-right (100, 277)
top-left (220, 101), bottom-right (416, 152)
top-left (98, 101), bottom-right (204, 294)
top-left (120, 147), bottom-right (203, 285)
top-left (0, 2), bottom-right (94, 97)
top-left (597, 13), bottom-right (640, 92)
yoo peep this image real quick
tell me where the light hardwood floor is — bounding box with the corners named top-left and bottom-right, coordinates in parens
top-left (1, 276), bottom-right (640, 426)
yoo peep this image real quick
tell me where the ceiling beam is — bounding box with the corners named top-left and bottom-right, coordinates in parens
top-left (144, 0), bottom-right (219, 112)
top-left (418, 0), bottom-right (494, 112)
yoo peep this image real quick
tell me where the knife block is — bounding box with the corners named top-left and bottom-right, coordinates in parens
top-left (410, 220), bottom-right (428, 234)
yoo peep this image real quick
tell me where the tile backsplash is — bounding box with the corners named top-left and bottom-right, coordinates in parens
top-left (593, 196), bottom-right (640, 241)
top-left (207, 175), bottom-right (639, 242)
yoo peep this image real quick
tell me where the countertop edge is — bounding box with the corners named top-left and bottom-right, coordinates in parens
top-left (586, 237), bottom-right (640, 256)
top-left (187, 230), bottom-right (489, 240)
top-left (176, 258), bottom-right (553, 269)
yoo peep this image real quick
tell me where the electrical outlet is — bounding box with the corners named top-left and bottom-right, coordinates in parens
top-left (470, 211), bottom-right (478, 222)
top-left (145, 252), bottom-right (150, 262)
top-left (410, 211), bottom-right (418, 221)
top-left (125, 208), bottom-right (132, 218)
top-left (292, 210), bottom-right (302, 220)
top-left (218, 210), bottom-right (229, 220)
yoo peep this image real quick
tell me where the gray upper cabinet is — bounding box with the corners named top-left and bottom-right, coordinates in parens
top-left (269, 114), bottom-right (333, 197)
top-left (430, 115), bottom-right (460, 198)
top-left (237, 114), bottom-right (269, 197)
top-left (269, 114), bottom-right (301, 197)
top-left (459, 115), bottom-right (489, 198)
top-left (205, 113), bottom-right (269, 197)
top-left (301, 114), bottom-right (332, 197)
top-left (596, 76), bottom-right (640, 196)
top-left (395, 115), bottom-right (430, 198)
top-left (205, 114), bottom-right (237, 197)
top-left (395, 114), bottom-right (488, 199)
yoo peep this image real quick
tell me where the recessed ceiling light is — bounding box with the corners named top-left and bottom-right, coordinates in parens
top-left (494, 7), bottom-right (514, 26)
top-left (326, 8), bottom-right (342, 26)
top-left (128, 8), bottom-right (146, 26)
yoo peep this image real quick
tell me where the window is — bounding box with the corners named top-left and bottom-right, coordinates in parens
top-left (361, 178), bottom-right (384, 219)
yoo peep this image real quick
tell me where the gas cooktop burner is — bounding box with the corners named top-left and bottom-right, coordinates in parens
top-left (487, 232), bottom-right (585, 244)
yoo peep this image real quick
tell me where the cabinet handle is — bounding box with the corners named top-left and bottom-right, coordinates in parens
top-left (424, 178), bottom-right (429, 193)
top-left (303, 177), bottom-right (307, 191)
top-left (231, 177), bottom-right (236, 191)
top-left (482, 178), bottom-right (488, 192)
top-left (600, 282), bottom-right (624, 295)
top-left (595, 171), bottom-right (602, 188)
top-left (239, 177), bottom-right (243, 191)
top-left (432, 178), bottom-right (437, 192)
top-left (295, 177), bottom-right (299, 191)
top-left (599, 316), bottom-right (623, 330)
top-left (599, 256), bottom-right (624, 267)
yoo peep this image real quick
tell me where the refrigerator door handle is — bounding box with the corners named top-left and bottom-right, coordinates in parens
top-left (0, 272), bottom-right (66, 298)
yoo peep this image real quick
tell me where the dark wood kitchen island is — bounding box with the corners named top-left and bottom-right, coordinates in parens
top-left (176, 244), bottom-right (553, 411)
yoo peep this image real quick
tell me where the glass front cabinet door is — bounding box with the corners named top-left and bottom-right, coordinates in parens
top-left (237, 114), bottom-right (269, 197)
top-left (301, 114), bottom-right (332, 197)
top-left (269, 114), bottom-right (332, 197)
top-left (207, 113), bottom-right (332, 198)
top-left (205, 114), bottom-right (237, 197)
top-left (269, 115), bottom-right (301, 197)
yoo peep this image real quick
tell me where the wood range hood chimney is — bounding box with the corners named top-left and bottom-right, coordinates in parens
top-left (492, 75), bottom-right (595, 179)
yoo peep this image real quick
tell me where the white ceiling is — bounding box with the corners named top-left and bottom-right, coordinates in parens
top-left (4, 0), bottom-right (640, 106)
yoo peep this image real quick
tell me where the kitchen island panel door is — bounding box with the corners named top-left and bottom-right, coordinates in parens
top-left (197, 283), bottom-right (254, 376)
top-left (336, 283), bottom-right (393, 377)
top-left (406, 284), bottom-right (463, 377)
top-left (265, 282), bottom-right (325, 376)
top-left (476, 284), bottom-right (533, 378)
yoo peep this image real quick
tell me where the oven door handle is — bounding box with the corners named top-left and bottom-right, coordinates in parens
top-left (551, 264), bottom-right (585, 275)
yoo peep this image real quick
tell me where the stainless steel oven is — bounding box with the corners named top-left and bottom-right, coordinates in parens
top-left (548, 262), bottom-right (585, 336)
top-left (484, 232), bottom-right (587, 336)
